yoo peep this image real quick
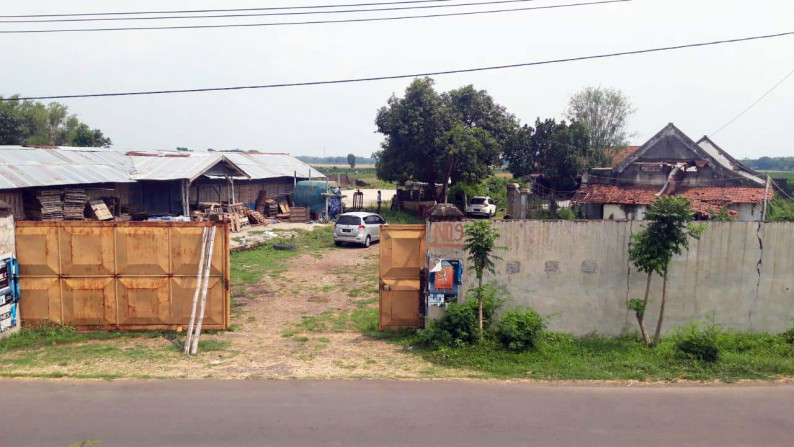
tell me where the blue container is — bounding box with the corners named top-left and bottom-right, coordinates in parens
top-left (293, 181), bottom-right (332, 214)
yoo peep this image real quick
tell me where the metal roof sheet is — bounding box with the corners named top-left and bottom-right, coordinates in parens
top-left (0, 146), bottom-right (323, 189)
top-left (0, 146), bottom-right (133, 189)
top-left (224, 153), bottom-right (326, 180)
top-left (129, 154), bottom-right (248, 182)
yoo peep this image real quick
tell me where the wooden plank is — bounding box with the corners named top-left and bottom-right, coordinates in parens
top-left (89, 200), bottom-right (113, 221)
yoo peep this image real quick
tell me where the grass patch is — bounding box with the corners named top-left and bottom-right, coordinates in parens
top-left (407, 332), bottom-right (794, 382)
top-left (0, 323), bottom-right (161, 351)
top-left (231, 227), bottom-right (334, 285)
top-left (365, 204), bottom-right (425, 224)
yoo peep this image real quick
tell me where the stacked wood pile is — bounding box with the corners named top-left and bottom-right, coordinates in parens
top-left (63, 188), bottom-right (87, 220)
top-left (25, 189), bottom-right (64, 221)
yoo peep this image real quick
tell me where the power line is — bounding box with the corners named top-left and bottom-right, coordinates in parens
top-left (2, 30), bottom-right (793, 101)
top-left (711, 67), bottom-right (794, 136)
top-left (2, 0), bottom-right (541, 23)
top-left (0, 0), bottom-right (631, 33)
top-left (0, 0), bottom-right (485, 18)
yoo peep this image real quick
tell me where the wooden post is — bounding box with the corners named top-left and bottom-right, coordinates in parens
top-left (762, 175), bottom-right (771, 221)
top-left (191, 225), bottom-right (217, 355)
top-left (184, 227), bottom-right (209, 354)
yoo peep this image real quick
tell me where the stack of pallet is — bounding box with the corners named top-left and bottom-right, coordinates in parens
top-left (63, 188), bottom-right (87, 220)
top-left (242, 208), bottom-right (268, 225)
top-left (25, 189), bottom-right (64, 221)
top-left (289, 207), bottom-right (309, 223)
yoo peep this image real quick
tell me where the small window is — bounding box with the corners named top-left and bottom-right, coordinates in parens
top-left (337, 215), bottom-right (361, 226)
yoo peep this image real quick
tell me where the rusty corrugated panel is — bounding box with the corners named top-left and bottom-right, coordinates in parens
top-left (379, 225), bottom-right (426, 330)
top-left (15, 221), bottom-right (229, 331)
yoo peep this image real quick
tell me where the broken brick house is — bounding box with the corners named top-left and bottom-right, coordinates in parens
top-left (573, 123), bottom-right (770, 221)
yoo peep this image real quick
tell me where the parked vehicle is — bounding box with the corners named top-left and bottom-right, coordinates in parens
top-left (465, 196), bottom-right (497, 218)
top-left (333, 212), bottom-right (386, 247)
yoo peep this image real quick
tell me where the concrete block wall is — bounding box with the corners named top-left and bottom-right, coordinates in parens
top-left (426, 220), bottom-right (794, 336)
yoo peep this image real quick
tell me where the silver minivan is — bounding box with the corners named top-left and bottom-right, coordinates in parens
top-left (333, 212), bottom-right (386, 247)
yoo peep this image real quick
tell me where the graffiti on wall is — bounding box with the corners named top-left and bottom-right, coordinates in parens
top-left (427, 222), bottom-right (465, 249)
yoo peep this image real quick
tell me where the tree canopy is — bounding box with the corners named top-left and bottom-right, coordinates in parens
top-left (347, 153), bottom-right (356, 169)
top-left (374, 78), bottom-right (516, 199)
top-left (503, 118), bottom-right (589, 193)
top-left (565, 86), bottom-right (634, 167)
top-left (0, 95), bottom-right (111, 147)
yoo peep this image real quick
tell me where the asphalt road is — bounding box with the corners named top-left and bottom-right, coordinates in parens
top-left (3, 380), bottom-right (792, 447)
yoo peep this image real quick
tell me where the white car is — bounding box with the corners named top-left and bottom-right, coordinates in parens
top-left (333, 212), bottom-right (386, 248)
top-left (465, 196), bottom-right (497, 218)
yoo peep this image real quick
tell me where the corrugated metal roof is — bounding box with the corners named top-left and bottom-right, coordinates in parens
top-left (0, 146), bottom-right (132, 189)
top-left (130, 154), bottom-right (248, 182)
top-left (224, 153), bottom-right (326, 180)
top-left (0, 146), bottom-right (323, 189)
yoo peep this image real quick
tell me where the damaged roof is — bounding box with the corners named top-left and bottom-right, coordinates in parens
top-left (573, 184), bottom-right (772, 216)
top-left (0, 146), bottom-right (323, 189)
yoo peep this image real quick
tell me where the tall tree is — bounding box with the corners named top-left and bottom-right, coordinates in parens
top-left (374, 78), bottom-right (516, 201)
top-left (565, 86), bottom-right (634, 167)
top-left (628, 196), bottom-right (706, 346)
top-left (503, 118), bottom-right (589, 212)
top-left (347, 153), bottom-right (356, 169)
top-left (0, 95), bottom-right (111, 147)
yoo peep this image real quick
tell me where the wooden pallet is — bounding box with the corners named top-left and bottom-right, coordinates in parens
top-left (289, 207), bottom-right (309, 223)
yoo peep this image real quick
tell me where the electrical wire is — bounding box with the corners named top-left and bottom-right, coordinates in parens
top-left (2, 30), bottom-right (792, 101)
top-left (711, 67), bottom-right (794, 136)
top-left (1, 0), bottom-right (544, 23)
top-left (0, 0), bottom-right (500, 18)
top-left (0, 0), bottom-right (631, 33)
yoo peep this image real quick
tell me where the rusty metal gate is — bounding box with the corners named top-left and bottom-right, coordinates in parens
top-left (15, 221), bottom-right (229, 330)
top-left (379, 225), bottom-right (425, 330)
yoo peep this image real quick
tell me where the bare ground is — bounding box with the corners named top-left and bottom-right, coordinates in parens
top-left (0, 243), bottom-right (467, 380)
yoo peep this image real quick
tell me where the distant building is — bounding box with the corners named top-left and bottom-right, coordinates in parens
top-left (573, 123), bottom-right (770, 221)
top-left (0, 146), bottom-right (324, 220)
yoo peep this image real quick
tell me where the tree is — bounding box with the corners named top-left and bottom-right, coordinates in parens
top-left (463, 220), bottom-right (505, 342)
top-left (628, 196), bottom-right (706, 346)
top-left (347, 153), bottom-right (356, 169)
top-left (374, 78), bottom-right (516, 201)
top-left (0, 94), bottom-right (111, 147)
top-left (503, 118), bottom-right (589, 213)
top-left (565, 86), bottom-right (635, 167)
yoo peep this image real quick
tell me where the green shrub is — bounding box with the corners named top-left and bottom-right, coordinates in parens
top-left (555, 208), bottom-right (576, 220)
top-left (416, 286), bottom-right (506, 347)
top-left (495, 308), bottom-right (546, 351)
top-left (783, 325), bottom-right (794, 344)
top-left (673, 322), bottom-right (721, 363)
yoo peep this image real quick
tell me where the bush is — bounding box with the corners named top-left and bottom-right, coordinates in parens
top-left (495, 308), bottom-right (546, 351)
top-left (673, 322), bottom-right (721, 363)
top-left (555, 208), bottom-right (576, 220)
top-left (783, 325), bottom-right (794, 344)
top-left (416, 286), bottom-right (506, 347)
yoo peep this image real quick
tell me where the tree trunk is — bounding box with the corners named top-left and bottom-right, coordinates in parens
top-left (477, 275), bottom-right (484, 343)
top-left (440, 157), bottom-right (458, 203)
top-left (652, 267), bottom-right (669, 347)
top-left (550, 187), bottom-right (558, 216)
top-left (638, 271), bottom-right (652, 345)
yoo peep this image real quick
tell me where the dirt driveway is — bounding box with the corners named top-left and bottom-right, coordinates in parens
top-left (0, 235), bottom-right (464, 380)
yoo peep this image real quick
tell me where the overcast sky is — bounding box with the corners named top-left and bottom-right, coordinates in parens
top-left (2, 0), bottom-right (793, 158)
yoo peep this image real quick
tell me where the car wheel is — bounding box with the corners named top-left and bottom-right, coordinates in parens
top-left (363, 236), bottom-right (371, 248)
top-left (335, 241), bottom-right (343, 247)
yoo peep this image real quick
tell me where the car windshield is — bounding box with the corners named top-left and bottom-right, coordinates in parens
top-left (337, 215), bottom-right (361, 226)
top-left (470, 198), bottom-right (487, 205)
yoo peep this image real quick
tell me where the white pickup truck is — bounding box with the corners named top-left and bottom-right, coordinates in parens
top-left (465, 196), bottom-right (497, 218)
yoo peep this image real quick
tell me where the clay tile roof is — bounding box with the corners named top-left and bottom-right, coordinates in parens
top-left (573, 185), bottom-right (771, 208)
top-left (677, 187), bottom-right (772, 204)
top-left (572, 184), bottom-right (659, 205)
top-left (608, 146), bottom-right (641, 167)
